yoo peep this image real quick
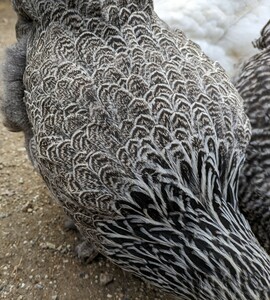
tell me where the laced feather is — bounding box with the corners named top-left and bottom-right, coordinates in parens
top-left (2, 1), bottom-right (270, 299)
top-left (235, 18), bottom-right (270, 253)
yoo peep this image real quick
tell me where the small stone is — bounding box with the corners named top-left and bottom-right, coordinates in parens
top-left (33, 195), bottom-right (39, 201)
top-left (52, 295), bottom-right (58, 300)
top-left (0, 213), bottom-right (10, 219)
top-left (35, 284), bottom-right (44, 290)
top-left (107, 294), bottom-right (113, 298)
top-left (0, 284), bottom-right (6, 292)
top-left (19, 178), bottom-right (24, 184)
top-left (1, 190), bottom-right (14, 197)
top-left (22, 202), bottom-right (33, 213)
top-left (79, 272), bottom-right (89, 279)
top-left (100, 273), bottom-right (114, 286)
top-left (40, 242), bottom-right (56, 250)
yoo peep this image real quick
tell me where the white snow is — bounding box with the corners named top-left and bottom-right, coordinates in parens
top-left (154, 0), bottom-right (270, 76)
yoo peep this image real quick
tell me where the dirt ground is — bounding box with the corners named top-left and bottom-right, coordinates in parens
top-left (0, 1), bottom-right (174, 299)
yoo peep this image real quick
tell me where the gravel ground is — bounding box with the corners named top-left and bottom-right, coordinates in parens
top-left (0, 1), bottom-right (174, 299)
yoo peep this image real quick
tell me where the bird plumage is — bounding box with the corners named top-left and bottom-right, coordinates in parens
top-left (2, 0), bottom-right (270, 299)
top-left (235, 20), bottom-right (270, 253)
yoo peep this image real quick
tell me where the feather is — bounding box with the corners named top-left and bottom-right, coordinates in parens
top-left (1, 1), bottom-right (270, 299)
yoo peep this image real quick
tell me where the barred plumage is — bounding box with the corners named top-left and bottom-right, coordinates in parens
top-left (2, 1), bottom-right (270, 299)
top-left (235, 20), bottom-right (270, 253)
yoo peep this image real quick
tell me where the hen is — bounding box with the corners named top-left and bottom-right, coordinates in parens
top-left (1, 0), bottom-right (270, 299)
top-left (235, 20), bottom-right (270, 253)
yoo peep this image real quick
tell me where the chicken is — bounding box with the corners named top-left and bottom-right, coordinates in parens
top-left (1, 0), bottom-right (270, 299)
top-left (235, 20), bottom-right (270, 253)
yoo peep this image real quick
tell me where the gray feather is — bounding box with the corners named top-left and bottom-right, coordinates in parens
top-left (1, 1), bottom-right (270, 299)
top-left (235, 19), bottom-right (270, 253)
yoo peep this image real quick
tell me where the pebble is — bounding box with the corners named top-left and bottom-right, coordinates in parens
top-left (35, 284), bottom-right (44, 290)
top-left (22, 202), bottom-right (33, 213)
top-left (107, 294), bottom-right (113, 298)
top-left (1, 190), bottom-right (14, 196)
top-left (0, 284), bottom-right (6, 291)
top-left (40, 242), bottom-right (56, 250)
top-left (100, 273), bottom-right (114, 286)
top-left (0, 213), bottom-right (11, 219)
top-left (79, 272), bottom-right (89, 279)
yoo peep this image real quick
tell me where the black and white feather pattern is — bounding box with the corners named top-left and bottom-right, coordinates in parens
top-left (2, 1), bottom-right (270, 299)
top-left (235, 20), bottom-right (270, 253)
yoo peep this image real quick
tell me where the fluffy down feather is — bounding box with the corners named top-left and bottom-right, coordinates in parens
top-left (154, 0), bottom-right (270, 76)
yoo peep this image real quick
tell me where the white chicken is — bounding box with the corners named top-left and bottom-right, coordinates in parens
top-left (154, 0), bottom-right (270, 76)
